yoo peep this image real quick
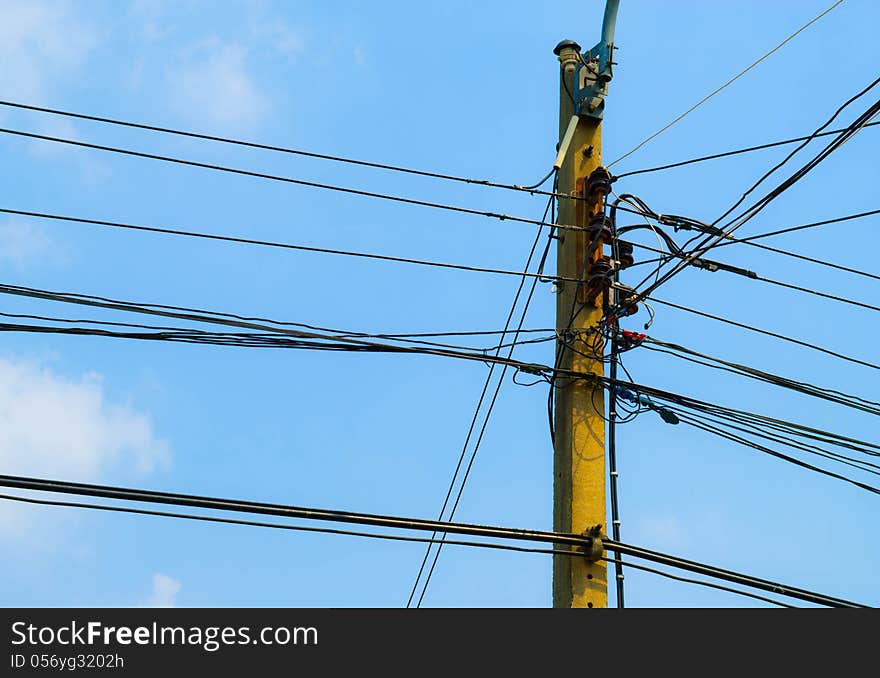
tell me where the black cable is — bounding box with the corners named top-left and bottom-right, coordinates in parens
top-left (0, 206), bottom-right (594, 285)
top-left (0, 127), bottom-right (587, 233)
top-left (647, 295), bottom-right (880, 371)
top-left (753, 273), bottom-right (880, 313)
top-left (411, 188), bottom-right (559, 607)
top-left (0, 492), bottom-right (583, 558)
top-left (604, 211), bottom-right (627, 607)
top-left (732, 239), bottom-right (879, 282)
top-left (0, 282), bottom-right (571, 380)
top-left (723, 208), bottom-right (880, 247)
top-left (602, 557), bottom-right (793, 608)
top-left (0, 492), bottom-right (797, 608)
top-left (625, 215), bottom-right (880, 282)
top-left (0, 473), bottom-right (590, 548)
top-left (604, 537), bottom-right (865, 608)
top-left (0, 320), bottom-right (557, 357)
top-left (673, 412), bottom-right (880, 496)
top-left (0, 474), bottom-right (864, 607)
top-left (624, 239), bottom-right (880, 313)
top-left (0, 490), bottom-right (797, 607)
top-left (613, 120), bottom-right (880, 180)
top-left (639, 337), bottom-right (880, 416)
top-left (598, 374), bottom-right (880, 458)
top-left (615, 79), bottom-right (880, 313)
top-left (0, 99), bottom-right (573, 202)
top-left (0, 308), bottom-right (556, 351)
top-left (675, 408), bottom-right (880, 477)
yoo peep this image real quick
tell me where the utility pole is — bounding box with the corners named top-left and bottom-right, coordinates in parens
top-left (552, 0), bottom-right (619, 609)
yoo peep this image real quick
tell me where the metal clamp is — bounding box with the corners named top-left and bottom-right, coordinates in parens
top-left (554, 1), bottom-right (619, 120)
top-left (581, 524), bottom-right (605, 562)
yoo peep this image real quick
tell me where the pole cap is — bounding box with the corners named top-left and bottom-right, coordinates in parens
top-left (553, 39), bottom-right (581, 56)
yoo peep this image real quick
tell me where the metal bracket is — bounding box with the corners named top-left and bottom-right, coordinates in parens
top-left (581, 524), bottom-right (605, 562)
top-left (572, 43), bottom-right (614, 119)
top-left (564, 0), bottom-right (619, 120)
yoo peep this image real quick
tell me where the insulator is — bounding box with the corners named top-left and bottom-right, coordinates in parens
top-left (586, 166), bottom-right (612, 198)
top-left (587, 213), bottom-right (614, 244)
top-left (586, 258), bottom-right (613, 294)
top-left (616, 240), bottom-right (634, 267)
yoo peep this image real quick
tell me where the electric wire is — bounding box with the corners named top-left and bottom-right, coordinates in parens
top-left (0, 99), bottom-right (574, 202)
top-left (623, 239), bottom-right (880, 313)
top-left (601, 556), bottom-right (793, 608)
top-left (613, 120), bottom-right (880, 180)
top-left (639, 336), bottom-right (880, 416)
top-left (410, 188), bottom-right (559, 607)
top-left (0, 206), bottom-right (592, 284)
top-left (623, 214), bottom-right (880, 282)
top-left (0, 282), bottom-right (569, 376)
top-left (0, 490), bottom-right (797, 607)
top-left (646, 295), bottom-right (880, 371)
top-left (606, 0), bottom-right (844, 168)
top-left (0, 127), bottom-right (587, 233)
top-left (0, 474), bottom-right (864, 607)
top-left (615, 77), bottom-right (880, 313)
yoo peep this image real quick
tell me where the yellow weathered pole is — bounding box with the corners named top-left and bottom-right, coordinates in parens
top-left (552, 40), bottom-right (607, 609)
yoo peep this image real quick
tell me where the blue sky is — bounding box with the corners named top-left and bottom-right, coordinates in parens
top-left (0, 0), bottom-right (876, 607)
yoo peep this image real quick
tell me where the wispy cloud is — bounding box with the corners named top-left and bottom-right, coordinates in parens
top-left (0, 0), bottom-right (94, 102)
top-left (0, 219), bottom-right (59, 269)
top-left (145, 573), bottom-right (182, 608)
top-left (167, 39), bottom-right (268, 131)
top-left (0, 356), bottom-right (170, 538)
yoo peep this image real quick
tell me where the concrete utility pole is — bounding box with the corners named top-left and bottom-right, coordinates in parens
top-left (552, 0), bottom-right (619, 609)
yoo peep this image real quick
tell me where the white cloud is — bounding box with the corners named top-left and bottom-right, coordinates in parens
top-left (0, 356), bottom-right (170, 536)
top-left (145, 573), bottom-right (182, 608)
top-left (0, 2), bottom-right (109, 182)
top-left (0, 0), bottom-right (94, 102)
top-left (243, 0), bottom-right (306, 58)
top-left (0, 220), bottom-right (57, 268)
top-left (168, 40), bottom-right (268, 130)
top-left (128, 0), bottom-right (179, 42)
top-left (352, 45), bottom-right (368, 67)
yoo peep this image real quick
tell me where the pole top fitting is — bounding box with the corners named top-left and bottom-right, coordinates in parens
top-left (553, 39), bottom-right (582, 56)
top-left (553, 39), bottom-right (581, 74)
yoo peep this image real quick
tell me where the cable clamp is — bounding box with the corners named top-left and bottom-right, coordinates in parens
top-left (581, 524), bottom-right (604, 562)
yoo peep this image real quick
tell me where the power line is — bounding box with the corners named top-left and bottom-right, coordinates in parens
top-left (623, 212), bottom-right (880, 282)
top-left (0, 308), bottom-right (556, 351)
top-left (646, 295), bottom-right (880, 371)
top-left (639, 336), bottom-right (880, 416)
top-left (604, 537), bottom-right (865, 608)
top-left (0, 474), bottom-right (863, 607)
top-left (724, 208), bottom-right (880, 246)
top-left (0, 490), bottom-right (798, 607)
top-left (623, 240), bottom-right (880, 313)
top-left (0, 99), bottom-right (570, 202)
top-left (0, 206), bottom-right (595, 284)
top-left (674, 411), bottom-right (880, 496)
top-left (735, 238), bottom-right (880, 282)
top-left (0, 319), bottom-right (556, 356)
top-left (414, 219), bottom-right (555, 607)
top-left (602, 556), bottom-right (793, 608)
top-left (753, 273), bottom-right (880, 313)
top-left (410, 191), bottom-right (558, 607)
top-left (617, 85), bottom-right (880, 317)
top-left (598, 376), bottom-right (880, 494)
top-left (613, 120), bottom-right (880, 180)
top-left (0, 282), bottom-right (565, 376)
top-left (606, 0), bottom-right (844, 168)
top-left (0, 127), bottom-right (587, 233)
